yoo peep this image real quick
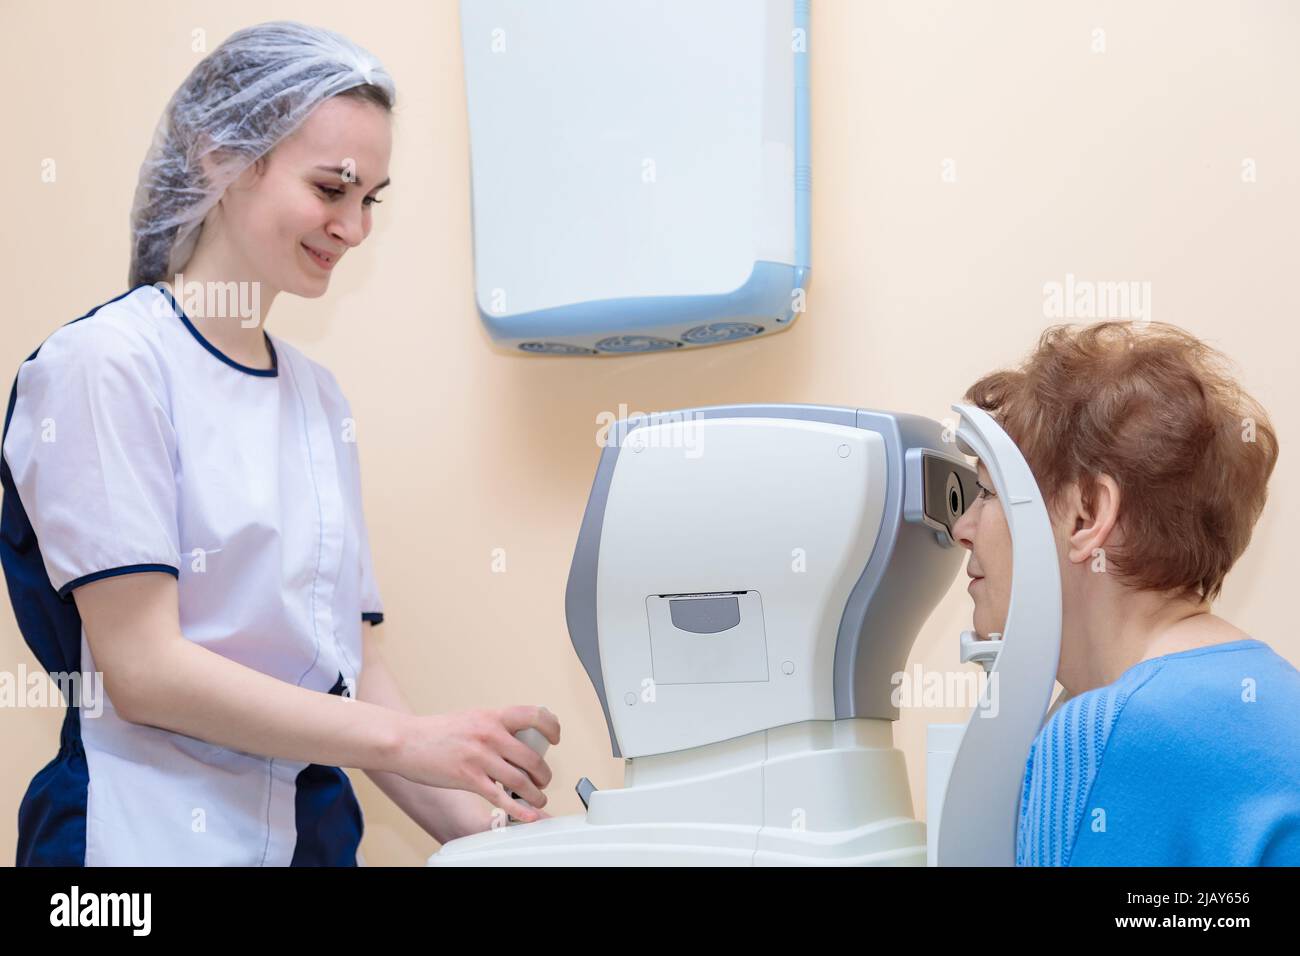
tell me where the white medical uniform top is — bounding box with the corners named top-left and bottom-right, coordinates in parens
top-left (1, 284), bottom-right (384, 866)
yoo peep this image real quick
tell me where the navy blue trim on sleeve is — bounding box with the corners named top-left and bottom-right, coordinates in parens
top-left (58, 564), bottom-right (181, 601)
top-left (361, 612), bottom-right (384, 626)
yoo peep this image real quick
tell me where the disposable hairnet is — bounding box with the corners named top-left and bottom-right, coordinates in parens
top-left (128, 21), bottom-right (396, 288)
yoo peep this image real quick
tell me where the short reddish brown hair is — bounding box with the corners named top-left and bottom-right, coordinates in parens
top-left (965, 321), bottom-right (1279, 601)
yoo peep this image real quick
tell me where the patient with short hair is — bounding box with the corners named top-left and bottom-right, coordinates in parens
top-left (951, 320), bottom-right (1299, 865)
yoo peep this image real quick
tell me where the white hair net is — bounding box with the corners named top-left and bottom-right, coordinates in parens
top-left (128, 21), bottom-right (396, 288)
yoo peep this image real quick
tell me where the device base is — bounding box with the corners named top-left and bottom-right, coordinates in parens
top-left (429, 719), bottom-right (926, 867)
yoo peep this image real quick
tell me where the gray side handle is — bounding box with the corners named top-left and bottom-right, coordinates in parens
top-left (935, 403), bottom-right (1062, 866)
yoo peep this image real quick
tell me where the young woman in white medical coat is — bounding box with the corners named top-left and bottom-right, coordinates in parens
top-left (2, 22), bottom-right (558, 866)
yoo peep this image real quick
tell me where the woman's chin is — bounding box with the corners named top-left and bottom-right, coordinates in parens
top-left (290, 274), bottom-right (330, 298)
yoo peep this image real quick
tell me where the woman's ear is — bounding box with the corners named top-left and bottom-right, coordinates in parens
top-left (1065, 474), bottom-right (1121, 566)
top-left (228, 154), bottom-right (267, 192)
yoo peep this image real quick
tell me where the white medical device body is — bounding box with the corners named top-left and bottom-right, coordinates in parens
top-left (430, 404), bottom-right (1060, 865)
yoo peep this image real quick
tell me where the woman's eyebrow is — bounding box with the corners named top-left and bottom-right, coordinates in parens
top-left (313, 164), bottom-right (392, 192)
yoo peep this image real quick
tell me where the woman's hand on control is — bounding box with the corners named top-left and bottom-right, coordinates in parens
top-left (394, 706), bottom-right (560, 822)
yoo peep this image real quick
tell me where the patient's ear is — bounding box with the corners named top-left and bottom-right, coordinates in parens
top-left (1064, 475), bottom-right (1121, 566)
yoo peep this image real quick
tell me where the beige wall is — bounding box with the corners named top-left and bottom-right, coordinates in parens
top-left (1, 0), bottom-right (1296, 865)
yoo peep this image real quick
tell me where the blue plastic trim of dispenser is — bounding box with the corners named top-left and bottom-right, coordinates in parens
top-left (794, 0), bottom-right (810, 272)
top-left (478, 259), bottom-right (801, 345)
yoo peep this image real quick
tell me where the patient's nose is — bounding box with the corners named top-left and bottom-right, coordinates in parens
top-left (953, 504), bottom-right (976, 551)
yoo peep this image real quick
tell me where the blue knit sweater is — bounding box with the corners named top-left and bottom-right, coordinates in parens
top-left (1017, 639), bottom-right (1300, 865)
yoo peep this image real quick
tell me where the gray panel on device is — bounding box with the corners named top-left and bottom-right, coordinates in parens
top-left (668, 595), bottom-right (741, 633)
top-left (563, 403), bottom-right (967, 758)
top-left (648, 591), bottom-right (768, 684)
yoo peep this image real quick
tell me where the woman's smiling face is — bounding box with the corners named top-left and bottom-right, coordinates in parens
top-left (952, 461), bottom-right (1014, 640)
top-left (219, 94), bottom-right (392, 297)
